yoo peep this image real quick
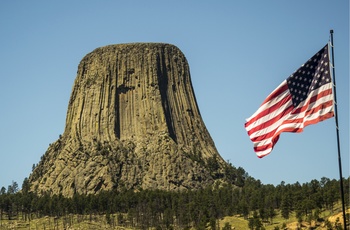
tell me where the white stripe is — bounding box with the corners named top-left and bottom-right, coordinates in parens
top-left (245, 80), bottom-right (289, 122)
top-left (297, 83), bottom-right (333, 110)
top-left (289, 94), bottom-right (333, 120)
top-left (256, 148), bottom-right (272, 157)
top-left (252, 96), bottom-right (333, 149)
top-left (247, 83), bottom-right (333, 138)
top-left (246, 91), bottom-right (292, 130)
top-left (245, 96), bottom-right (292, 132)
top-left (303, 102), bottom-right (334, 121)
top-left (245, 98), bottom-right (292, 133)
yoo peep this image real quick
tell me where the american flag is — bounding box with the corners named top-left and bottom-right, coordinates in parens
top-left (245, 44), bottom-right (334, 158)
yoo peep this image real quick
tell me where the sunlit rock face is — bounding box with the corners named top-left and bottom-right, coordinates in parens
top-left (29, 43), bottom-right (225, 197)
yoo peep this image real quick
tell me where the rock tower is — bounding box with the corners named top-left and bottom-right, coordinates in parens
top-left (29, 43), bottom-right (225, 197)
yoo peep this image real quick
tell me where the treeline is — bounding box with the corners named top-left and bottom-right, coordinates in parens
top-left (0, 176), bottom-right (349, 229)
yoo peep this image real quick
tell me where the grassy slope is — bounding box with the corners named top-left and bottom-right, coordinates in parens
top-left (218, 204), bottom-right (349, 230)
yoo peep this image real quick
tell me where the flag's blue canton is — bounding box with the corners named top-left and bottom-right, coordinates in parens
top-left (287, 45), bottom-right (331, 107)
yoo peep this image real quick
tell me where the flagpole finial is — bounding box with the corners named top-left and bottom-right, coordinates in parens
top-left (330, 29), bottom-right (334, 34)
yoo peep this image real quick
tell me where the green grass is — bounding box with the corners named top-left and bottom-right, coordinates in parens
top-left (0, 214), bottom-right (132, 230)
top-left (218, 215), bottom-right (248, 229)
top-left (218, 203), bottom-right (348, 230)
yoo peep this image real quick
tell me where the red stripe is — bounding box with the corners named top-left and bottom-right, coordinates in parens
top-left (247, 87), bottom-right (332, 133)
top-left (253, 108), bottom-right (334, 156)
top-left (269, 111), bottom-right (334, 145)
top-left (276, 100), bottom-right (333, 128)
top-left (247, 103), bottom-right (293, 136)
top-left (303, 111), bottom-right (334, 127)
top-left (257, 154), bottom-right (268, 159)
top-left (253, 117), bottom-right (321, 157)
top-left (291, 88), bottom-right (333, 115)
top-left (261, 83), bottom-right (289, 105)
top-left (253, 112), bottom-right (334, 157)
top-left (245, 86), bottom-right (290, 128)
top-left (251, 98), bottom-right (333, 142)
top-left (251, 121), bottom-right (302, 142)
top-left (253, 135), bottom-right (280, 152)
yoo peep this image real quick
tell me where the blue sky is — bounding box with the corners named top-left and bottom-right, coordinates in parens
top-left (0, 1), bottom-right (348, 189)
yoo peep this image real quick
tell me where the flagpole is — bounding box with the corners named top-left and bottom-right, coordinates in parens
top-left (330, 29), bottom-right (347, 230)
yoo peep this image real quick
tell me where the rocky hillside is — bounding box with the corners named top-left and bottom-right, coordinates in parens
top-left (28, 43), bottom-right (226, 197)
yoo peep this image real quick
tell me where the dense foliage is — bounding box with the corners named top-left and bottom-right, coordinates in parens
top-left (0, 169), bottom-right (348, 229)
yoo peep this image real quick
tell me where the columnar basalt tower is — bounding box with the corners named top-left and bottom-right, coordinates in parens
top-left (29, 43), bottom-right (225, 197)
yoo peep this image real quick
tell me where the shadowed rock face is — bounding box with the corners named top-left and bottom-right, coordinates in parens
top-left (29, 43), bottom-right (225, 197)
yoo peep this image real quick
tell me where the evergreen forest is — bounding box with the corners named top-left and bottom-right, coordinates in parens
top-left (0, 163), bottom-right (349, 229)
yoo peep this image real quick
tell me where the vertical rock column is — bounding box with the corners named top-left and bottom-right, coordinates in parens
top-left (29, 43), bottom-right (225, 196)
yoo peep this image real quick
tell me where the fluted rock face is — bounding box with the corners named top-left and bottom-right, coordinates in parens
top-left (29, 43), bottom-right (225, 197)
